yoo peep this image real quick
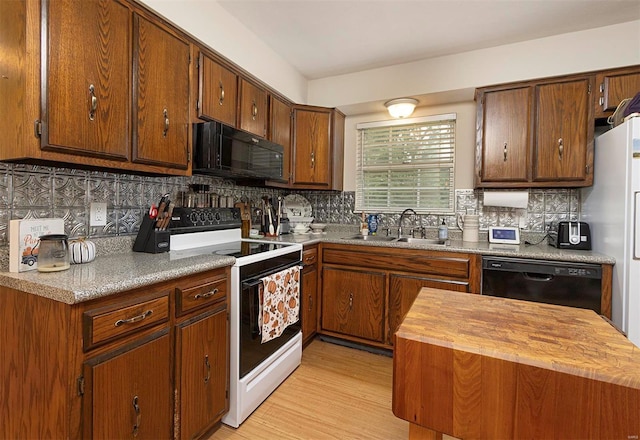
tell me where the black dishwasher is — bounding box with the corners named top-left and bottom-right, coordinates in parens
top-left (481, 256), bottom-right (602, 313)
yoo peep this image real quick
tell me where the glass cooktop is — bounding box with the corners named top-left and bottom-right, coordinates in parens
top-left (170, 239), bottom-right (296, 260)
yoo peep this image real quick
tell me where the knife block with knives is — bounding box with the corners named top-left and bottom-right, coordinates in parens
top-left (133, 195), bottom-right (173, 253)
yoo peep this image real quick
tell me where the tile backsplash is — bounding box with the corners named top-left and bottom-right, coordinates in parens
top-left (0, 162), bottom-right (580, 245)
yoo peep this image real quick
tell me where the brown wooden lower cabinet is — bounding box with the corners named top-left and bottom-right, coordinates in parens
top-left (321, 266), bottom-right (386, 343)
top-left (301, 245), bottom-right (319, 346)
top-left (177, 305), bottom-right (228, 439)
top-left (82, 331), bottom-right (173, 439)
top-left (319, 243), bottom-right (480, 349)
top-left (0, 266), bottom-right (230, 440)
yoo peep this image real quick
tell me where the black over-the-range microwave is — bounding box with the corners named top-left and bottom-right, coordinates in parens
top-left (192, 121), bottom-right (285, 181)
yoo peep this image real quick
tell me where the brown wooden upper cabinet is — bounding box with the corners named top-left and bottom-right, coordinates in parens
top-left (2, 0), bottom-right (191, 175)
top-left (132, 14), bottom-right (190, 169)
top-left (239, 78), bottom-right (268, 137)
top-left (475, 74), bottom-right (594, 188)
top-left (268, 95), bottom-right (293, 185)
top-left (42, 0), bottom-right (131, 161)
top-left (197, 52), bottom-right (238, 126)
top-left (291, 105), bottom-right (345, 190)
top-left (594, 65), bottom-right (640, 119)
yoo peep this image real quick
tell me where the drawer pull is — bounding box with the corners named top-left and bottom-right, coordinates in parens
top-left (349, 292), bottom-right (353, 309)
top-left (194, 288), bottom-right (219, 300)
top-left (114, 310), bottom-right (153, 327)
top-left (204, 354), bottom-right (211, 384)
top-left (132, 395), bottom-right (141, 437)
top-left (304, 255), bottom-right (316, 264)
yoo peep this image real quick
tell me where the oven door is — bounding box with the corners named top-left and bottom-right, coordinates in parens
top-left (240, 261), bottom-right (301, 379)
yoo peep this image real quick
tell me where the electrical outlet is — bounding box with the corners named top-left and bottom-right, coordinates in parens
top-left (90, 202), bottom-right (107, 226)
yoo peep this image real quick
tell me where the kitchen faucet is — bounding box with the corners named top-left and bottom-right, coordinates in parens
top-left (398, 208), bottom-right (417, 237)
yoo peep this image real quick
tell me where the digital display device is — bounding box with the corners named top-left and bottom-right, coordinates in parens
top-left (488, 226), bottom-right (520, 244)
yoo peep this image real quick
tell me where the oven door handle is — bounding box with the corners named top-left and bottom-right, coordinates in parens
top-left (242, 261), bottom-right (302, 288)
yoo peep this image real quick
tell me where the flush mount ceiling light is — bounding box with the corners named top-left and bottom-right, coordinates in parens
top-left (385, 98), bottom-right (419, 118)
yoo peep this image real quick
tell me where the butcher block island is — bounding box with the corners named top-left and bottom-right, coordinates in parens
top-left (393, 288), bottom-right (640, 440)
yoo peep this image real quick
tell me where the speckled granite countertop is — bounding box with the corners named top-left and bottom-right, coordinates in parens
top-left (270, 230), bottom-right (616, 265)
top-left (0, 226), bottom-right (615, 305)
top-left (0, 249), bottom-right (234, 305)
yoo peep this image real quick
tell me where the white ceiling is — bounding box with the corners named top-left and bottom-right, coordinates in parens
top-left (217, 0), bottom-right (640, 80)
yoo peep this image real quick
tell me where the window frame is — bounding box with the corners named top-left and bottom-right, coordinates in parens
top-left (355, 113), bottom-right (457, 215)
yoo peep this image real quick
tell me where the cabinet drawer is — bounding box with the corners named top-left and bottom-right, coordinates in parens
top-left (83, 293), bottom-right (170, 351)
top-left (322, 247), bottom-right (470, 279)
top-left (302, 247), bottom-right (318, 266)
top-left (176, 274), bottom-right (227, 316)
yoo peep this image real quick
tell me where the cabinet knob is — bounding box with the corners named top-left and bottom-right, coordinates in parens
top-left (88, 84), bottom-right (97, 121)
top-left (558, 138), bottom-right (564, 160)
top-left (219, 81), bottom-right (225, 106)
top-left (132, 395), bottom-right (141, 437)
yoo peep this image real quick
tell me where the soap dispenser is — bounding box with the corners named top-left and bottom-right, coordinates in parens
top-left (438, 218), bottom-right (448, 240)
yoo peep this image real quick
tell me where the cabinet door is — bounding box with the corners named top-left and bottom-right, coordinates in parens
top-left (133, 14), bottom-right (189, 169)
top-left (198, 53), bottom-right (237, 126)
top-left (321, 267), bottom-right (385, 342)
top-left (239, 79), bottom-right (267, 137)
top-left (477, 87), bottom-right (530, 183)
top-left (388, 274), bottom-right (468, 345)
top-left (177, 307), bottom-right (228, 439)
top-left (292, 106), bottom-right (331, 188)
top-left (595, 67), bottom-right (640, 118)
top-left (43, 0), bottom-right (130, 160)
top-left (302, 262), bottom-right (318, 345)
top-left (83, 331), bottom-right (172, 439)
top-left (534, 78), bottom-right (592, 183)
top-left (269, 95), bottom-right (292, 184)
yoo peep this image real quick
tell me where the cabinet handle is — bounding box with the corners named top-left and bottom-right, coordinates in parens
top-left (114, 310), bottom-right (153, 327)
top-left (599, 96), bottom-right (604, 106)
top-left (349, 292), bottom-right (353, 309)
top-left (204, 354), bottom-right (211, 384)
top-left (162, 108), bottom-right (169, 137)
top-left (311, 151), bottom-right (315, 169)
top-left (132, 395), bottom-right (141, 437)
top-left (308, 294), bottom-right (313, 310)
top-left (219, 81), bottom-right (225, 106)
top-left (503, 142), bottom-right (507, 162)
top-left (88, 84), bottom-right (97, 121)
top-left (251, 100), bottom-right (258, 120)
top-left (304, 255), bottom-right (315, 264)
top-left (194, 288), bottom-right (218, 299)
top-left (558, 138), bottom-right (564, 160)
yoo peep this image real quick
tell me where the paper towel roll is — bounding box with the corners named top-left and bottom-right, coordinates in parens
top-left (483, 191), bottom-right (529, 208)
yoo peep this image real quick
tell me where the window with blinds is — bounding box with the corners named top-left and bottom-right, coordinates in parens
top-left (355, 113), bottom-right (456, 214)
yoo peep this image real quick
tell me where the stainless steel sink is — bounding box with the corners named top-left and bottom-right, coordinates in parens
top-left (343, 235), bottom-right (397, 242)
top-left (394, 237), bottom-right (447, 245)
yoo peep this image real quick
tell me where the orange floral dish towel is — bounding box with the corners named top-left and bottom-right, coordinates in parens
top-left (259, 265), bottom-right (301, 343)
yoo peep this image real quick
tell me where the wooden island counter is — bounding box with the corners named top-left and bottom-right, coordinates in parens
top-left (393, 288), bottom-right (640, 440)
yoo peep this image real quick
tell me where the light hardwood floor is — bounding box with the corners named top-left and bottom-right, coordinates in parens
top-left (209, 339), bottom-right (409, 440)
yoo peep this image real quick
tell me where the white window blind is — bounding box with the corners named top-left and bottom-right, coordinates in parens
top-left (356, 114), bottom-right (456, 214)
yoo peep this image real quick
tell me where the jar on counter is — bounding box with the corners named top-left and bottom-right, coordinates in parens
top-left (37, 234), bottom-right (70, 272)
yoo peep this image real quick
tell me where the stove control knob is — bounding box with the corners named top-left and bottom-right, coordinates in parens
top-left (214, 212), bottom-right (221, 222)
top-left (206, 211), bottom-right (215, 222)
top-left (189, 212), bottom-right (199, 225)
top-left (198, 211), bottom-right (207, 223)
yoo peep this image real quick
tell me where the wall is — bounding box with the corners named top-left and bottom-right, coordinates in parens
top-left (138, 0), bottom-right (307, 104)
top-left (308, 20), bottom-right (640, 109)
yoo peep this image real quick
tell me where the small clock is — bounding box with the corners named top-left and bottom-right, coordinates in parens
top-left (488, 226), bottom-right (520, 244)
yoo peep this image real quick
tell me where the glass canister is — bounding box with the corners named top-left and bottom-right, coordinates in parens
top-left (37, 234), bottom-right (70, 272)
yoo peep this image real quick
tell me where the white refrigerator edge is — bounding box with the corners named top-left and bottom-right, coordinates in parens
top-left (582, 117), bottom-right (640, 347)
